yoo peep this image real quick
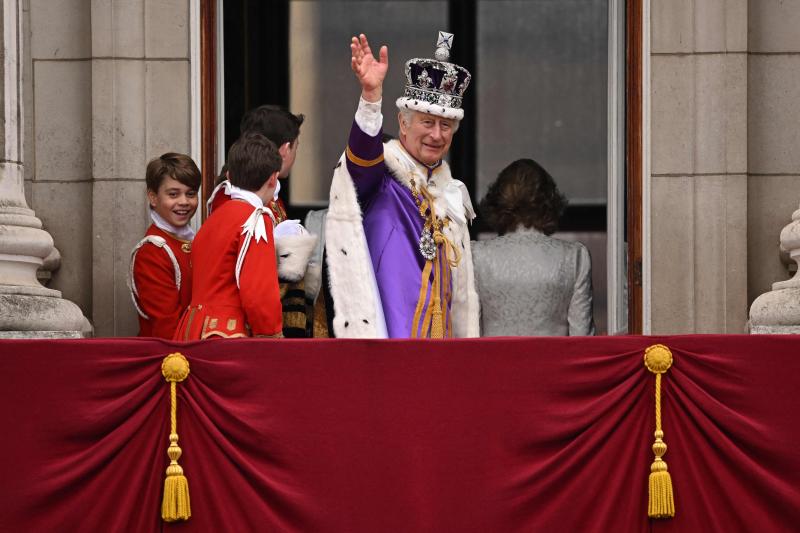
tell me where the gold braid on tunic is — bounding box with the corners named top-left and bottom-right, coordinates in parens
top-left (409, 178), bottom-right (461, 338)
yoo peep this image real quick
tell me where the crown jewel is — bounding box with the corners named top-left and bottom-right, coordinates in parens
top-left (396, 31), bottom-right (472, 121)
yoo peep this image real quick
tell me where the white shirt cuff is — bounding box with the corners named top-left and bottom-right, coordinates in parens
top-left (355, 96), bottom-right (383, 137)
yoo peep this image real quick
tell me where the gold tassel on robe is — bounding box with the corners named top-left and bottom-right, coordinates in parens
top-left (410, 185), bottom-right (461, 339)
top-left (643, 344), bottom-right (675, 519)
top-left (161, 352), bottom-right (191, 522)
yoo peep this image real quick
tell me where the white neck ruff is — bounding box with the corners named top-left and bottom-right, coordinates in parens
top-left (150, 209), bottom-right (195, 240)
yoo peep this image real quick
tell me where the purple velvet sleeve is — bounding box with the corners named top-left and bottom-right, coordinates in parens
top-left (346, 120), bottom-right (387, 205)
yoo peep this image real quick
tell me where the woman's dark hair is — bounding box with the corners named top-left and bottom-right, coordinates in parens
top-left (239, 105), bottom-right (304, 147)
top-left (226, 133), bottom-right (282, 192)
top-left (479, 158), bottom-right (567, 236)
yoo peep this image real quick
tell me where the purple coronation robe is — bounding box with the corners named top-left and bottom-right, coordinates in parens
top-left (345, 121), bottom-right (449, 338)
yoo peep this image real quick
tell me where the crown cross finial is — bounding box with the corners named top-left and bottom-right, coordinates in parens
top-left (435, 31), bottom-right (453, 61)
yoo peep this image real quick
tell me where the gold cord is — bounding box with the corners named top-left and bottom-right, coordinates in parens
top-left (644, 344), bottom-right (675, 519)
top-left (161, 353), bottom-right (191, 522)
top-left (410, 181), bottom-right (460, 338)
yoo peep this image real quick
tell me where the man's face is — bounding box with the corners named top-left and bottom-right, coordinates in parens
top-left (147, 176), bottom-right (198, 229)
top-left (279, 136), bottom-right (299, 178)
top-left (398, 111), bottom-right (455, 166)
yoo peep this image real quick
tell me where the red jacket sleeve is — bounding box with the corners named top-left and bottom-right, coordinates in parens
top-left (133, 243), bottom-right (183, 339)
top-left (238, 217), bottom-right (282, 336)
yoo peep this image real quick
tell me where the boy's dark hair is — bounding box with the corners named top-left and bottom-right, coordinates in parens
top-left (226, 133), bottom-right (282, 191)
top-left (215, 163), bottom-right (228, 187)
top-left (479, 158), bottom-right (567, 236)
top-left (145, 153), bottom-right (201, 192)
top-left (239, 105), bottom-right (304, 147)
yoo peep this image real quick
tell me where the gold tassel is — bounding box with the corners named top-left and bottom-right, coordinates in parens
top-left (644, 344), bottom-right (675, 519)
top-left (161, 352), bottom-right (191, 522)
top-left (429, 251), bottom-right (444, 338)
top-left (409, 186), bottom-right (462, 339)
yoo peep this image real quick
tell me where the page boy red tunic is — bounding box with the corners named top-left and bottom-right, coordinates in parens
top-left (174, 199), bottom-right (282, 339)
top-left (131, 224), bottom-right (193, 338)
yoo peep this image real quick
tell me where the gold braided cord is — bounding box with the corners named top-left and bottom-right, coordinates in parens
top-left (410, 185), bottom-right (460, 338)
top-left (654, 373), bottom-right (662, 432)
top-left (161, 353), bottom-right (191, 522)
top-left (412, 258), bottom-right (434, 337)
top-left (170, 381), bottom-right (178, 434)
top-left (644, 344), bottom-right (675, 519)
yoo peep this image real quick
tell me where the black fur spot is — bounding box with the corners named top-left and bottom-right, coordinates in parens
top-left (280, 254), bottom-right (290, 258)
top-left (335, 162), bottom-right (342, 169)
top-left (362, 319), bottom-right (369, 324)
top-left (341, 248), bottom-right (348, 256)
top-left (344, 321), bottom-right (349, 328)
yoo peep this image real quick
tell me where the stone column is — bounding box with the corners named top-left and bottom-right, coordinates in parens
top-left (749, 204), bottom-right (800, 333)
top-left (0, 0), bottom-right (89, 337)
top-left (649, 0), bottom-right (748, 333)
top-left (746, 1), bottom-right (800, 310)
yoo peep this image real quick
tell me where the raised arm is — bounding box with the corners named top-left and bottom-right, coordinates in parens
top-left (346, 34), bottom-right (389, 203)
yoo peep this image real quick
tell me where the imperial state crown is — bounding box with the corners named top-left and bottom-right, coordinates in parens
top-left (396, 31), bottom-right (472, 121)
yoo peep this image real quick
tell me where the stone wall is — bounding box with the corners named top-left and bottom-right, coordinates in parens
top-left (746, 0), bottom-right (800, 306)
top-left (649, 0), bottom-right (800, 333)
top-left (650, 0), bottom-right (748, 333)
top-left (24, 0), bottom-right (192, 336)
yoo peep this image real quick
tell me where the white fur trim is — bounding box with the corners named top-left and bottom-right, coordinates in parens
top-left (275, 233), bottom-right (318, 282)
top-left (395, 96), bottom-right (464, 121)
top-left (325, 154), bottom-right (388, 338)
top-left (128, 235), bottom-right (181, 320)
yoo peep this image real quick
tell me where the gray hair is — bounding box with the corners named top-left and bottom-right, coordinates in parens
top-left (398, 109), bottom-right (460, 135)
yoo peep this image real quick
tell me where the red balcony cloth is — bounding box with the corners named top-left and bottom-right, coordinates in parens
top-left (0, 335), bottom-right (798, 532)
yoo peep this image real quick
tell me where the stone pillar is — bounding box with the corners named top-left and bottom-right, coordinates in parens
top-left (0, 0), bottom-right (89, 337)
top-left (649, 0), bottom-right (748, 333)
top-left (746, 1), bottom-right (800, 309)
top-left (90, 0), bottom-right (191, 336)
top-left (749, 204), bottom-right (800, 333)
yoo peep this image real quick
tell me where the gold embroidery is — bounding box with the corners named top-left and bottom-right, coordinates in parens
top-left (227, 318), bottom-right (237, 331)
top-left (208, 318), bottom-right (218, 329)
top-left (345, 146), bottom-right (384, 167)
top-left (181, 242), bottom-right (191, 253)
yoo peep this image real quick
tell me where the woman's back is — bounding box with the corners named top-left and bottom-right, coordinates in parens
top-left (472, 227), bottom-right (594, 336)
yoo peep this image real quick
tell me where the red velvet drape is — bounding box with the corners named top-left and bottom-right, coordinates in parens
top-left (0, 336), bottom-right (798, 532)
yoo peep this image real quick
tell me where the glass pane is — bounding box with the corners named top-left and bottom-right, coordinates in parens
top-left (477, 0), bottom-right (609, 333)
top-left (289, 1), bottom-right (448, 204)
top-left (476, 0), bottom-right (608, 204)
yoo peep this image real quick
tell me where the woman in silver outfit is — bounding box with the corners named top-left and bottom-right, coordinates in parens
top-left (471, 159), bottom-right (595, 336)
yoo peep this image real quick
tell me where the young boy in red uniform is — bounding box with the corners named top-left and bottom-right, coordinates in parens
top-left (129, 153), bottom-right (200, 338)
top-left (174, 133), bottom-right (283, 339)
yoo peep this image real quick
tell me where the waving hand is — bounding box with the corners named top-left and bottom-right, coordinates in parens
top-left (350, 34), bottom-right (388, 102)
